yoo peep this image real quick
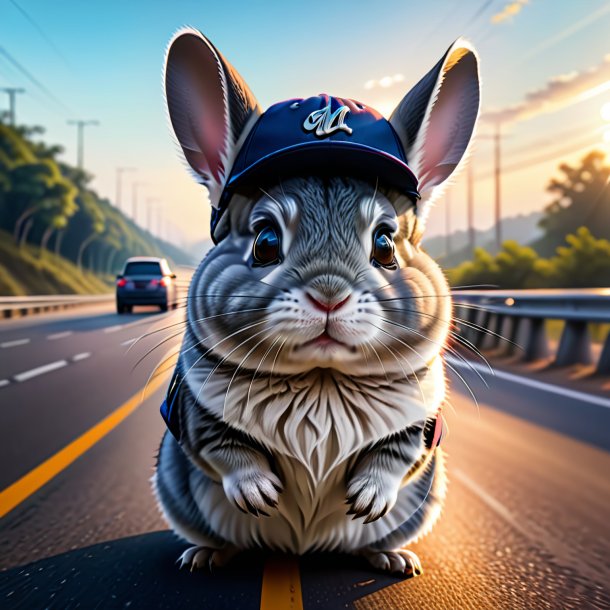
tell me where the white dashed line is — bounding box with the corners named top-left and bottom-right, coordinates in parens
top-left (72, 352), bottom-right (91, 362)
top-left (47, 331), bottom-right (73, 340)
top-left (0, 379), bottom-right (9, 388)
top-left (446, 356), bottom-right (610, 410)
top-left (1, 339), bottom-right (30, 348)
top-left (104, 325), bottom-right (123, 334)
top-left (121, 338), bottom-right (137, 346)
top-left (13, 360), bottom-right (68, 382)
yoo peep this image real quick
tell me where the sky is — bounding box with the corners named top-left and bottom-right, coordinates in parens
top-left (2, 0), bottom-right (610, 247)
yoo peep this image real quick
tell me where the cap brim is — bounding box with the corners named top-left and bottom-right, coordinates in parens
top-left (224, 140), bottom-right (420, 201)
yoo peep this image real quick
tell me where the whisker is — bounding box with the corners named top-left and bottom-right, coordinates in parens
top-left (363, 338), bottom-right (391, 384)
top-left (195, 326), bottom-right (271, 407)
top-left (174, 320), bottom-right (269, 401)
top-left (372, 314), bottom-right (488, 389)
top-left (269, 338), bottom-right (288, 379)
top-left (223, 330), bottom-right (275, 420)
top-left (127, 307), bottom-right (270, 353)
top-left (131, 330), bottom-right (185, 372)
top-left (245, 335), bottom-right (282, 414)
top-left (374, 338), bottom-right (427, 410)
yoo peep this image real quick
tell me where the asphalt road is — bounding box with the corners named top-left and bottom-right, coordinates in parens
top-left (0, 304), bottom-right (609, 609)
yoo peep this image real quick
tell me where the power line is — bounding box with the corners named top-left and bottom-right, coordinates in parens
top-left (477, 136), bottom-right (600, 180)
top-left (8, 0), bottom-right (72, 70)
top-left (518, 3), bottom-right (610, 64)
top-left (0, 46), bottom-right (73, 115)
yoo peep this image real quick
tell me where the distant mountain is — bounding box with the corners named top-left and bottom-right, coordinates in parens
top-left (423, 210), bottom-right (544, 267)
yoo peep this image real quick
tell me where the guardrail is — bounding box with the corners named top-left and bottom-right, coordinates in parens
top-left (0, 294), bottom-right (114, 319)
top-left (452, 289), bottom-right (610, 375)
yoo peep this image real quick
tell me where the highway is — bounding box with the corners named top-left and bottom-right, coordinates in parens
top-left (0, 304), bottom-right (609, 609)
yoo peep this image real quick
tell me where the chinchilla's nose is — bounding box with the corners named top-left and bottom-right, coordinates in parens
top-left (306, 275), bottom-right (351, 313)
top-left (306, 292), bottom-right (350, 313)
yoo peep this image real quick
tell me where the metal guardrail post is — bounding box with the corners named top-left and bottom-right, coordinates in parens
top-left (555, 321), bottom-right (592, 366)
top-left (504, 316), bottom-right (521, 357)
top-left (492, 314), bottom-right (505, 349)
top-left (476, 310), bottom-right (493, 349)
top-left (523, 317), bottom-right (550, 362)
top-left (598, 331), bottom-right (610, 375)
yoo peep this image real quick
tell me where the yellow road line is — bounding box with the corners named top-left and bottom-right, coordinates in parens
top-left (0, 372), bottom-right (169, 519)
top-left (260, 555), bottom-right (303, 610)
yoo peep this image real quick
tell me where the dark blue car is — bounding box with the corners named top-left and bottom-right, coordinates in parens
top-left (116, 257), bottom-right (178, 313)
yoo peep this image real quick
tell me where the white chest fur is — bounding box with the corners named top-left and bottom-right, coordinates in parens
top-left (183, 358), bottom-right (445, 552)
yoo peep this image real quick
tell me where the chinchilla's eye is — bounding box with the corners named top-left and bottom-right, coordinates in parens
top-left (252, 225), bottom-right (281, 266)
top-left (371, 227), bottom-right (396, 269)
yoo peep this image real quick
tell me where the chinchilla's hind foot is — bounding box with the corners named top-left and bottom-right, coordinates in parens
top-left (360, 547), bottom-right (423, 578)
top-left (177, 545), bottom-right (240, 572)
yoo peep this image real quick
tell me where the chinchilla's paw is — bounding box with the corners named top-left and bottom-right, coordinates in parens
top-left (177, 545), bottom-right (239, 572)
top-left (346, 472), bottom-right (399, 523)
top-left (223, 468), bottom-right (283, 517)
top-left (360, 548), bottom-right (423, 578)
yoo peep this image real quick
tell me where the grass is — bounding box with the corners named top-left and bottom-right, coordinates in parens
top-left (0, 229), bottom-right (111, 296)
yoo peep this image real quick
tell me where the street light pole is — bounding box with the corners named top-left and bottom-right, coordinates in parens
top-left (145, 198), bottom-right (160, 233)
top-left (131, 182), bottom-right (147, 222)
top-left (115, 167), bottom-right (136, 212)
top-left (494, 122), bottom-right (502, 250)
top-left (67, 119), bottom-right (99, 169)
top-left (0, 87), bottom-right (25, 126)
top-left (467, 163), bottom-right (475, 254)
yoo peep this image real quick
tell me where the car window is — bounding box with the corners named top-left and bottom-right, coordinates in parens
top-left (123, 262), bottom-right (162, 275)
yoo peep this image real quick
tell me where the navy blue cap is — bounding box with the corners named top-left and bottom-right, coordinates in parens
top-left (212, 94), bottom-right (420, 240)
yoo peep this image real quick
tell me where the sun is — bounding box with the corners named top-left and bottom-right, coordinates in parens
top-left (601, 101), bottom-right (610, 122)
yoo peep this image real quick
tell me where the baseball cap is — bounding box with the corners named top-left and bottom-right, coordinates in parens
top-left (212, 94), bottom-right (420, 240)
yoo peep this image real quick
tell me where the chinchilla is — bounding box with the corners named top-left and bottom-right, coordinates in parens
top-left (153, 27), bottom-right (480, 576)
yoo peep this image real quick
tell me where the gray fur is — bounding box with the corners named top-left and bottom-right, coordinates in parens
top-left (155, 29), bottom-right (480, 575)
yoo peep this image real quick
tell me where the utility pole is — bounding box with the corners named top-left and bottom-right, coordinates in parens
top-left (131, 182), bottom-right (147, 222)
top-left (494, 122), bottom-right (502, 250)
top-left (467, 163), bottom-right (475, 254)
top-left (0, 87), bottom-right (24, 125)
top-left (115, 167), bottom-right (136, 212)
top-left (156, 208), bottom-right (164, 239)
top-left (145, 197), bottom-right (159, 233)
top-left (67, 119), bottom-right (99, 168)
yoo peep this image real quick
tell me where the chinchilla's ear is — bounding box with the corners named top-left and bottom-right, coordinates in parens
top-left (164, 28), bottom-right (262, 208)
top-left (390, 38), bottom-right (480, 223)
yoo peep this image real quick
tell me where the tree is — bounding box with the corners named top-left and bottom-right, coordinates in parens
top-left (535, 227), bottom-right (610, 288)
top-left (533, 151), bottom-right (610, 256)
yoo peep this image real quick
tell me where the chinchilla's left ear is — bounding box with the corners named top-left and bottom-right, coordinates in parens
top-left (164, 28), bottom-right (262, 209)
top-left (390, 39), bottom-right (480, 223)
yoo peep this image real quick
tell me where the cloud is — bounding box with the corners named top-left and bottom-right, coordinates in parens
top-left (491, 0), bottom-right (529, 24)
top-left (364, 73), bottom-right (404, 90)
top-left (482, 54), bottom-right (610, 124)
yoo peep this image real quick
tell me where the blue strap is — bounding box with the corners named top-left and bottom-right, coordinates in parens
top-left (160, 368), bottom-right (182, 441)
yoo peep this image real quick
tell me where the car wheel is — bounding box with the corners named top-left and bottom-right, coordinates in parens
top-left (125, 305), bottom-right (133, 313)
top-left (159, 302), bottom-right (168, 312)
top-left (117, 301), bottom-right (125, 314)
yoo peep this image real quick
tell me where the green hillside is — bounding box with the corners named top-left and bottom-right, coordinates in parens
top-left (0, 120), bottom-right (194, 296)
top-left (0, 229), bottom-right (110, 295)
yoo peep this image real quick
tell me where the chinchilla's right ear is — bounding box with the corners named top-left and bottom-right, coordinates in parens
top-left (164, 28), bottom-right (262, 209)
top-left (390, 39), bottom-right (480, 225)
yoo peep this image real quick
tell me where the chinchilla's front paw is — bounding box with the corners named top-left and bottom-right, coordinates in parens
top-left (222, 468), bottom-right (283, 517)
top-left (346, 472), bottom-right (400, 524)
